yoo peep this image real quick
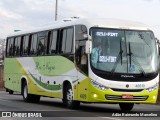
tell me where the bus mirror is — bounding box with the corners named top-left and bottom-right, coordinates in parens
top-left (85, 41), bottom-right (92, 54)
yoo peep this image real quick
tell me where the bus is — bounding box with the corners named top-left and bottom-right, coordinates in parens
top-left (4, 18), bottom-right (159, 111)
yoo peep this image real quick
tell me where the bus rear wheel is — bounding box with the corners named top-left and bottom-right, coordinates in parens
top-left (119, 103), bottom-right (134, 111)
top-left (8, 89), bottom-right (14, 94)
top-left (63, 83), bottom-right (80, 109)
top-left (22, 81), bottom-right (40, 103)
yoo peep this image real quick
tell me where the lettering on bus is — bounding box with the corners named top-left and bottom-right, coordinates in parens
top-left (36, 62), bottom-right (55, 72)
top-left (99, 56), bottom-right (117, 63)
top-left (135, 84), bottom-right (145, 88)
top-left (96, 32), bottom-right (118, 37)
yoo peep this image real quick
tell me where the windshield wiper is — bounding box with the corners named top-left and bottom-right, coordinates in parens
top-left (128, 42), bottom-right (146, 76)
top-left (111, 40), bottom-right (123, 74)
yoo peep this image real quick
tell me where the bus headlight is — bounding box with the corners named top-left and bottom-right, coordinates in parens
top-left (91, 80), bottom-right (109, 91)
top-left (146, 83), bottom-right (158, 92)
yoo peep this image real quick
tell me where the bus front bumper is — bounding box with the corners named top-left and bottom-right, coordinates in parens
top-left (88, 86), bottom-right (158, 104)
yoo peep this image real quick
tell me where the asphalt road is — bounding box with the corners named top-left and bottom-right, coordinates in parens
top-left (0, 91), bottom-right (160, 120)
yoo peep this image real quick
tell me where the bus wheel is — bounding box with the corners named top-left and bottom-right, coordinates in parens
top-left (63, 84), bottom-right (80, 109)
top-left (22, 82), bottom-right (40, 103)
top-left (8, 89), bottom-right (14, 94)
top-left (119, 103), bottom-right (134, 111)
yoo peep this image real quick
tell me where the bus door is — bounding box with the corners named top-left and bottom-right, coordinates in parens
top-left (75, 41), bottom-right (89, 101)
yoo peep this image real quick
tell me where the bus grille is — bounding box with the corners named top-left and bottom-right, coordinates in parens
top-left (111, 88), bottom-right (143, 92)
top-left (105, 95), bottom-right (148, 101)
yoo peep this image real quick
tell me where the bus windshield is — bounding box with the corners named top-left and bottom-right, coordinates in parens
top-left (90, 28), bottom-right (158, 74)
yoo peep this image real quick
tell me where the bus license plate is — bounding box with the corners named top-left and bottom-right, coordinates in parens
top-left (122, 94), bottom-right (133, 99)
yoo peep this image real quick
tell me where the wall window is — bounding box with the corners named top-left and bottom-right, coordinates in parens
top-left (30, 34), bottom-right (38, 55)
top-left (22, 35), bottom-right (29, 55)
top-left (48, 31), bottom-right (57, 54)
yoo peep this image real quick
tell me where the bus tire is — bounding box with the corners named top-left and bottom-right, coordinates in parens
top-left (22, 81), bottom-right (40, 103)
top-left (119, 103), bottom-right (134, 111)
top-left (63, 83), bottom-right (80, 109)
top-left (8, 89), bottom-right (14, 94)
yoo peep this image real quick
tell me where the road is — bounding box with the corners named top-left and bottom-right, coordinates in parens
top-left (0, 90), bottom-right (160, 120)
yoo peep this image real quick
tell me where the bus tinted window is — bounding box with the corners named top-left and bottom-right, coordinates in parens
top-left (6, 38), bottom-right (11, 57)
top-left (61, 29), bottom-right (67, 53)
top-left (37, 31), bottom-right (47, 55)
top-left (22, 35), bottom-right (29, 55)
top-left (49, 31), bottom-right (57, 54)
top-left (30, 34), bottom-right (38, 55)
top-left (61, 27), bottom-right (74, 54)
top-left (65, 28), bottom-right (73, 53)
top-left (75, 25), bottom-right (87, 40)
top-left (7, 38), bottom-right (15, 56)
top-left (14, 36), bottom-right (21, 56)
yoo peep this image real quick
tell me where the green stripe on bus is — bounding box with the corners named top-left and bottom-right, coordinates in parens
top-left (29, 73), bottom-right (62, 91)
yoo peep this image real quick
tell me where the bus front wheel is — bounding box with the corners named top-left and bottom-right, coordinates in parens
top-left (22, 81), bottom-right (40, 103)
top-left (119, 103), bottom-right (134, 111)
top-left (63, 83), bottom-right (80, 109)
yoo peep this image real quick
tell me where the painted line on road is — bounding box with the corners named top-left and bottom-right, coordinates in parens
top-left (0, 99), bottom-right (12, 102)
top-left (99, 117), bottom-right (123, 120)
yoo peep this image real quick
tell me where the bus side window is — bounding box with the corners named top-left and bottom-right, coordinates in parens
top-left (76, 46), bottom-right (87, 65)
top-left (14, 36), bottom-right (21, 56)
top-left (75, 45), bottom-right (88, 75)
top-left (65, 28), bottom-right (74, 53)
top-left (22, 35), bottom-right (29, 56)
top-left (30, 34), bottom-right (38, 55)
top-left (37, 31), bottom-right (47, 56)
top-left (61, 29), bottom-right (67, 54)
top-left (60, 27), bottom-right (74, 54)
top-left (48, 30), bottom-right (58, 54)
top-left (9, 38), bottom-right (14, 56)
top-left (75, 25), bottom-right (87, 41)
top-left (6, 38), bottom-right (11, 57)
top-left (13, 37), bottom-right (17, 56)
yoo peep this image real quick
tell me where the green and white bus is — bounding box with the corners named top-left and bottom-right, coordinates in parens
top-left (4, 19), bottom-right (159, 111)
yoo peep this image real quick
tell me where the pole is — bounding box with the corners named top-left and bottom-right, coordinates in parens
top-left (55, 0), bottom-right (58, 21)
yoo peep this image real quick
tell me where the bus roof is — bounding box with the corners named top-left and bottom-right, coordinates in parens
top-left (7, 18), bottom-right (151, 37)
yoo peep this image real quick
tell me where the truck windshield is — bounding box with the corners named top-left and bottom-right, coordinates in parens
top-left (90, 28), bottom-right (158, 74)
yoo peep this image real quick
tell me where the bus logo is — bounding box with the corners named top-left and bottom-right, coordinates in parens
top-left (121, 75), bottom-right (134, 78)
top-left (126, 84), bottom-right (129, 88)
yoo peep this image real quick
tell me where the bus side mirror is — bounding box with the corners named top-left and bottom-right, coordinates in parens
top-left (85, 41), bottom-right (92, 54)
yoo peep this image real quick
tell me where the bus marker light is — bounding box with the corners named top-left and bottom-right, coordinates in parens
top-left (93, 94), bottom-right (98, 98)
top-left (153, 96), bottom-right (156, 100)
